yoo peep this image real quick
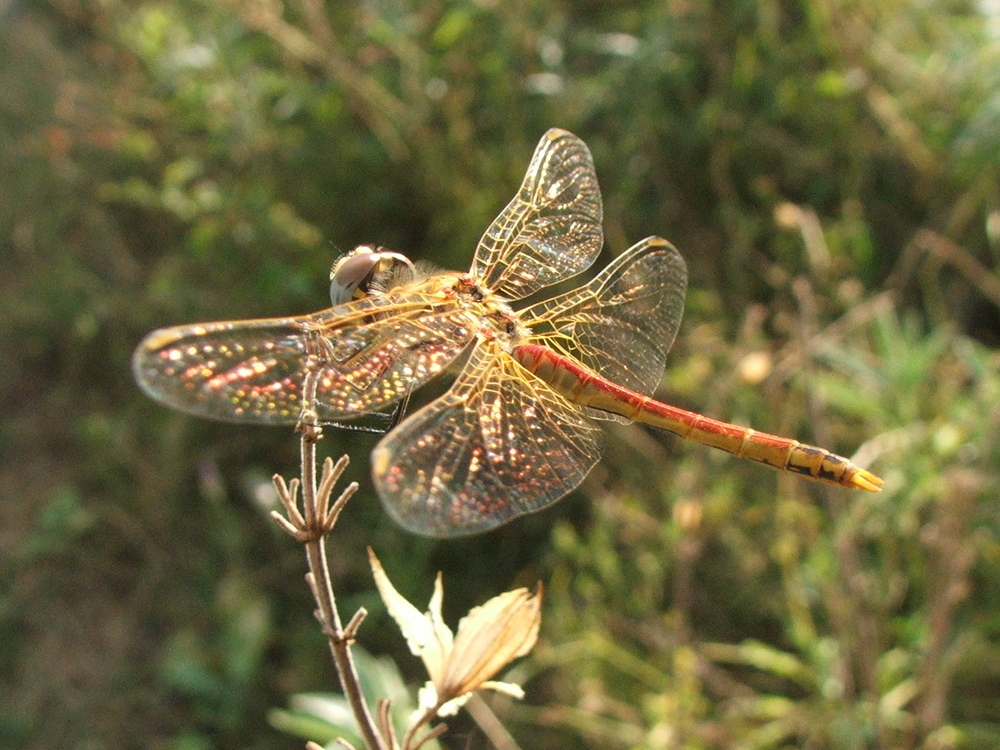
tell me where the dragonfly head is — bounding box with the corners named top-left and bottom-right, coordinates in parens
top-left (330, 246), bottom-right (416, 304)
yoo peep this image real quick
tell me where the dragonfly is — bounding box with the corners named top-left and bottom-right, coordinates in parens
top-left (133, 129), bottom-right (882, 537)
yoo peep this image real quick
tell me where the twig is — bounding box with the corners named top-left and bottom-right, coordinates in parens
top-left (465, 693), bottom-right (522, 750)
top-left (270, 368), bottom-right (386, 750)
top-left (401, 705), bottom-right (443, 750)
top-left (376, 699), bottom-right (396, 750)
top-left (410, 722), bottom-right (449, 750)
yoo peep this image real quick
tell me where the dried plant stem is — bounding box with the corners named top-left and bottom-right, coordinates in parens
top-left (271, 368), bottom-right (386, 750)
top-left (401, 707), bottom-right (446, 750)
top-left (465, 694), bottom-right (521, 750)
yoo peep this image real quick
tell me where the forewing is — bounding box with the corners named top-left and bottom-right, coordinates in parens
top-left (521, 236), bottom-right (688, 401)
top-left (308, 300), bottom-right (475, 423)
top-left (471, 129), bottom-right (603, 300)
top-left (132, 293), bottom-right (475, 425)
top-left (372, 344), bottom-right (602, 537)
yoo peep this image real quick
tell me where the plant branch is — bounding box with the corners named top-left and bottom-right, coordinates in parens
top-left (401, 705), bottom-right (443, 750)
top-left (270, 368), bottom-right (386, 750)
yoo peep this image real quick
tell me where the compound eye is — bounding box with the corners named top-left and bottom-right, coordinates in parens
top-left (330, 246), bottom-right (381, 305)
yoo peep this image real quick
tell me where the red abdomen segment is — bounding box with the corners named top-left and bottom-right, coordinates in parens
top-left (514, 344), bottom-right (883, 491)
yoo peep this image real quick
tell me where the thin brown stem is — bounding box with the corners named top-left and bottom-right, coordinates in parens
top-left (377, 699), bottom-right (400, 750)
top-left (270, 368), bottom-right (386, 750)
top-left (401, 705), bottom-right (442, 750)
top-left (465, 694), bottom-right (522, 750)
top-left (409, 722), bottom-right (449, 750)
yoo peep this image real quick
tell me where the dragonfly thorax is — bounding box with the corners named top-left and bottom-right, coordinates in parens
top-left (446, 275), bottom-right (529, 351)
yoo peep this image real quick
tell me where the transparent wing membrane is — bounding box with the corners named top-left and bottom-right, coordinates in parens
top-left (133, 292), bottom-right (475, 425)
top-left (373, 345), bottom-right (602, 536)
top-left (523, 237), bottom-right (687, 398)
top-left (472, 129), bottom-right (604, 300)
top-left (134, 316), bottom-right (317, 424)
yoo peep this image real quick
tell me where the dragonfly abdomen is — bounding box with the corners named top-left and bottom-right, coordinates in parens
top-left (514, 343), bottom-right (882, 492)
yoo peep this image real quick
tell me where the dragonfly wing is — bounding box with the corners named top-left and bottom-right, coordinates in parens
top-left (132, 293), bottom-right (475, 425)
top-left (134, 316), bottom-right (321, 424)
top-left (307, 299), bottom-right (476, 423)
top-left (372, 344), bottom-right (602, 536)
top-left (522, 236), bottom-right (688, 400)
top-left (471, 129), bottom-right (604, 300)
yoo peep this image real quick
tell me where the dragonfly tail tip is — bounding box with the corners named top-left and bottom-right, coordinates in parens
top-left (849, 467), bottom-right (884, 492)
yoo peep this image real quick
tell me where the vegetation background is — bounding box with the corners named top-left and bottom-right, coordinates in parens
top-left (3, 0), bottom-right (1000, 748)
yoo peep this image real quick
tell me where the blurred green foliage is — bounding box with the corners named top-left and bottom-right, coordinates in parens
top-left (2, 0), bottom-right (1000, 748)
